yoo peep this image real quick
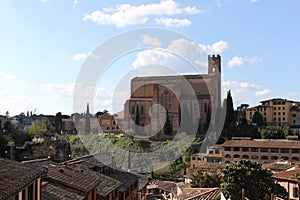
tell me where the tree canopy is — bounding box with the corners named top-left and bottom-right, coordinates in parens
top-left (252, 111), bottom-right (264, 127)
top-left (191, 171), bottom-right (220, 188)
top-left (221, 160), bottom-right (288, 200)
top-left (260, 126), bottom-right (286, 139)
top-left (164, 109), bottom-right (172, 135)
top-left (27, 119), bottom-right (55, 138)
top-left (54, 112), bottom-right (63, 134)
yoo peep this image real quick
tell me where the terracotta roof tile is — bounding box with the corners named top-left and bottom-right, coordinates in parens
top-left (0, 158), bottom-right (46, 200)
top-left (109, 169), bottom-right (139, 192)
top-left (45, 166), bottom-right (100, 194)
top-left (262, 162), bottom-right (295, 172)
top-left (148, 180), bottom-right (178, 195)
top-left (42, 182), bottom-right (85, 200)
top-left (65, 162), bottom-right (122, 197)
top-left (273, 167), bottom-right (300, 182)
top-left (178, 188), bottom-right (220, 200)
top-left (222, 139), bottom-right (300, 149)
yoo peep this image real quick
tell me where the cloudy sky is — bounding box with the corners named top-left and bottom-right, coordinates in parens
top-left (1, 0), bottom-right (300, 116)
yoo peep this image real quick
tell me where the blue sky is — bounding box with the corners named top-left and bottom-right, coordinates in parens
top-left (1, 0), bottom-right (300, 116)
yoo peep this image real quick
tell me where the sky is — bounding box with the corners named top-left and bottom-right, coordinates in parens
top-left (1, 0), bottom-right (300, 116)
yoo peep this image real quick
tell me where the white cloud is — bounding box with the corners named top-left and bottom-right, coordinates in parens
top-left (167, 38), bottom-right (206, 58)
top-left (223, 81), bottom-right (260, 93)
top-left (40, 0), bottom-right (47, 3)
top-left (211, 40), bottom-right (228, 53)
top-left (216, 0), bottom-right (222, 7)
top-left (227, 56), bottom-right (262, 68)
top-left (0, 71), bottom-right (12, 80)
top-left (132, 38), bottom-right (228, 75)
top-left (72, 53), bottom-right (87, 61)
top-left (222, 80), bottom-right (271, 107)
top-left (141, 35), bottom-right (162, 47)
top-left (132, 49), bottom-right (175, 69)
top-left (83, 0), bottom-right (201, 27)
top-left (199, 40), bottom-right (229, 54)
top-left (250, 0), bottom-right (258, 3)
top-left (247, 56), bottom-right (261, 64)
top-left (228, 56), bottom-right (244, 68)
top-left (40, 83), bottom-right (75, 97)
top-left (154, 17), bottom-right (191, 27)
top-left (255, 89), bottom-right (271, 97)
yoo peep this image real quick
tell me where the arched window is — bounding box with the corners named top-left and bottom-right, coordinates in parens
top-left (242, 155), bottom-right (249, 159)
top-left (281, 156), bottom-right (289, 161)
top-left (225, 154), bottom-right (231, 158)
top-left (271, 156), bottom-right (278, 160)
top-left (261, 156), bottom-right (268, 160)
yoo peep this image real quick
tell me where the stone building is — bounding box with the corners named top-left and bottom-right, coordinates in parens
top-left (123, 55), bottom-right (222, 137)
top-left (246, 98), bottom-right (300, 126)
top-left (222, 137), bottom-right (300, 164)
top-left (98, 113), bottom-right (121, 134)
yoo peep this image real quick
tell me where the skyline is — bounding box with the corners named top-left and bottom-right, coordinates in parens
top-left (1, 0), bottom-right (300, 116)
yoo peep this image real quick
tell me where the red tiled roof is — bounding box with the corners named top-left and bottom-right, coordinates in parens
top-left (65, 161), bottom-right (122, 197)
top-left (178, 188), bottom-right (220, 200)
top-left (46, 165), bottom-right (101, 194)
top-left (262, 162), bottom-right (295, 172)
top-left (0, 158), bottom-right (46, 199)
top-left (222, 139), bottom-right (300, 149)
top-left (42, 182), bottom-right (85, 200)
top-left (273, 167), bottom-right (300, 182)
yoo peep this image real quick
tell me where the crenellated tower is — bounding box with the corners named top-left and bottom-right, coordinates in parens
top-left (208, 54), bottom-right (221, 75)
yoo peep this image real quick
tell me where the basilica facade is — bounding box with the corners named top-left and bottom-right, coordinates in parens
top-left (123, 55), bottom-right (222, 137)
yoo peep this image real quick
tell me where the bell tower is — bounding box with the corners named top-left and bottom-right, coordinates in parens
top-left (208, 55), bottom-right (221, 75)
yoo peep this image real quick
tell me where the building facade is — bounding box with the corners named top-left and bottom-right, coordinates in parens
top-left (124, 55), bottom-right (222, 137)
top-left (246, 98), bottom-right (300, 126)
top-left (98, 113), bottom-right (121, 134)
top-left (222, 138), bottom-right (300, 164)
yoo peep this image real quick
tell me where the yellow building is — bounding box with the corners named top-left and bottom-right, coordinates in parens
top-left (246, 98), bottom-right (297, 126)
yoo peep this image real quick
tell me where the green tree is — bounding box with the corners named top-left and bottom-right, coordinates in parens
top-left (261, 126), bottom-right (285, 139)
top-left (135, 104), bottom-right (140, 134)
top-left (221, 160), bottom-right (288, 200)
top-left (27, 119), bottom-right (55, 138)
top-left (95, 110), bottom-right (109, 118)
top-left (224, 90), bottom-right (234, 127)
top-left (54, 112), bottom-right (63, 134)
top-left (3, 118), bottom-right (15, 136)
top-left (205, 106), bottom-right (211, 131)
top-left (191, 171), bottom-right (220, 188)
top-left (0, 134), bottom-right (8, 157)
top-left (170, 157), bottom-right (185, 172)
top-left (252, 111), bottom-right (264, 127)
top-left (164, 109), bottom-right (172, 135)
